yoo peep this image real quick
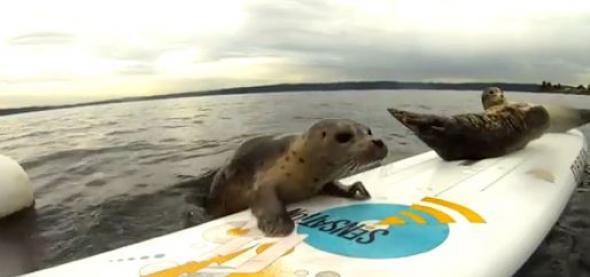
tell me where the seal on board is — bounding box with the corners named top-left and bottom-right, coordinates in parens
top-left (205, 119), bottom-right (388, 236)
top-left (386, 103), bottom-right (551, 161)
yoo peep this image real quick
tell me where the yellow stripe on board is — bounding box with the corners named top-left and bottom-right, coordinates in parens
top-left (422, 197), bottom-right (486, 223)
top-left (146, 246), bottom-right (254, 277)
top-left (410, 204), bottom-right (455, 224)
top-left (227, 227), bottom-right (249, 236)
top-left (399, 210), bottom-right (427, 224)
top-left (379, 216), bottom-right (406, 225)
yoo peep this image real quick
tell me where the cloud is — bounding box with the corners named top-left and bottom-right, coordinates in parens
top-left (9, 32), bottom-right (75, 45)
top-left (117, 64), bottom-right (155, 75)
top-left (95, 42), bottom-right (175, 62)
top-left (190, 0), bottom-right (590, 85)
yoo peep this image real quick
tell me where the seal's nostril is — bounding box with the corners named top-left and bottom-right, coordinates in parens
top-left (372, 140), bottom-right (384, 148)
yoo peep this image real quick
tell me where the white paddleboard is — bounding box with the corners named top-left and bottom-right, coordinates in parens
top-left (21, 129), bottom-right (588, 277)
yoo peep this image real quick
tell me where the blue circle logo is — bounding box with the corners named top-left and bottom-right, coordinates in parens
top-left (295, 203), bottom-right (450, 259)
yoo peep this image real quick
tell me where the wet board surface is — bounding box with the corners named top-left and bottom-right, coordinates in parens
top-left (22, 130), bottom-right (588, 277)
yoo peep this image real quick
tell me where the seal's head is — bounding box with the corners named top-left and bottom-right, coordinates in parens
top-left (482, 87), bottom-right (506, 110)
top-left (301, 119), bottom-right (387, 177)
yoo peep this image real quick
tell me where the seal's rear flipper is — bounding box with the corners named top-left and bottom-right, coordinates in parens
top-left (580, 109), bottom-right (590, 123)
top-left (544, 106), bottom-right (590, 133)
top-left (386, 108), bottom-right (449, 135)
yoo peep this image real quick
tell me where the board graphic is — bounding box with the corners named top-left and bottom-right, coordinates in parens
top-left (136, 197), bottom-right (484, 276)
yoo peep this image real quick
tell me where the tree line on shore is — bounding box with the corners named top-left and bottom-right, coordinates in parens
top-left (540, 81), bottom-right (590, 94)
top-left (1, 80), bottom-right (589, 116)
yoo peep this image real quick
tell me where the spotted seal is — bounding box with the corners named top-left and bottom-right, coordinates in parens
top-left (386, 103), bottom-right (550, 161)
top-left (482, 87), bottom-right (590, 133)
top-left (205, 119), bottom-right (388, 236)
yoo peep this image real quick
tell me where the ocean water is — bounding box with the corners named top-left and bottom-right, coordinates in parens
top-left (0, 89), bottom-right (589, 277)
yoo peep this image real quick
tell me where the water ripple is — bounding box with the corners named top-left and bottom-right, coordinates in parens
top-left (21, 141), bottom-right (161, 169)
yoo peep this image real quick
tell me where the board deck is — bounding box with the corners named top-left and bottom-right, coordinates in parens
top-left (21, 129), bottom-right (588, 277)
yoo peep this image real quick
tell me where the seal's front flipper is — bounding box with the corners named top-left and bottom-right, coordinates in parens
top-left (251, 186), bottom-right (294, 237)
top-left (322, 181), bottom-right (371, 200)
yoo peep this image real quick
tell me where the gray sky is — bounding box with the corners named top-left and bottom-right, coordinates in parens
top-left (1, 0), bottom-right (590, 107)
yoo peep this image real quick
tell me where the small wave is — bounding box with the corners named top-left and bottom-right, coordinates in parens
top-left (21, 141), bottom-right (161, 170)
top-left (220, 133), bottom-right (262, 144)
top-left (85, 179), bottom-right (107, 188)
top-left (35, 175), bottom-right (73, 195)
top-left (159, 137), bottom-right (180, 143)
top-left (183, 141), bottom-right (223, 152)
top-left (105, 128), bottom-right (148, 136)
top-left (64, 132), bottom-right (89, 139)
top-left (178, 148), bottom-right (233, 161)
top-left (8, 130), bottom-right (54, 140)
top-left (388, 132), bottom-right (405, 138)
top-left (199, 142), bottom-right (222, 149)
top-left (103, 121), bottom-right (118, 126)
top-left (293, 116), bottom-right (325, 120)
top-left (176, 174), bottom-right (196, 180)
top-left (66, 160), bottom-right (101, 176)
top-left (6, 126), bottom-right (96, 141)
top-left (139, 154), bottom-right (180, 165)
top-left (166, 116), bottom-right (191, 121)
top-left (137, 150), bottom-right (175, 160)
top-left (161, 125), bottom-right (187, 129)
top-left (62, 192), bottom-right (85, 203)
top-left (1, 142), bottom-right (34, 151)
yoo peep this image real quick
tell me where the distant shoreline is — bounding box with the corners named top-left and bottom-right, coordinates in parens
top-left (1, 81), bottom-right (588, 117)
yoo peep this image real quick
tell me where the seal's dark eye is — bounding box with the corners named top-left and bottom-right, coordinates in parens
top-left (335, 132), bottom-right (353, 143)
top-left (367, 129), bottom-right (372, 135)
